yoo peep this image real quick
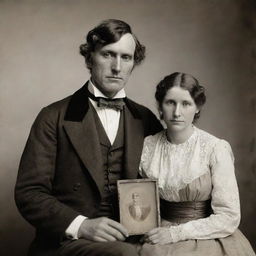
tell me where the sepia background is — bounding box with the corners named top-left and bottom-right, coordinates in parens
top-left (0, 0), bottom-right (255, 255)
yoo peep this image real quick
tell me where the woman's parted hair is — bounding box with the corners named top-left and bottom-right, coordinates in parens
top-left (79, 19), bottom-right (146, 70)
top-left (155, 72), bottom-right (206, 121)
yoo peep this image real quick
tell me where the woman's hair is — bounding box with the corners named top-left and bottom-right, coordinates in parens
top-left (79, 19), bottom-right (146, 70)
top-left (155, 72), bottom-right (206, 121)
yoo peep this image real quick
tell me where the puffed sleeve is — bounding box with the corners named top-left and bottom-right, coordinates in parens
top-left (139, 135), bottom-right (153, 178)
top-left (168, 140), bottom-right (241, 242)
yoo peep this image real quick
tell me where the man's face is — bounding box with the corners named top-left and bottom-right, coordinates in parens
top-left (89, 33), bottom-right (136, 98)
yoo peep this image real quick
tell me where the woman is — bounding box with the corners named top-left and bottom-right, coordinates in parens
top-left (139, 72), bottom-right (255, 255)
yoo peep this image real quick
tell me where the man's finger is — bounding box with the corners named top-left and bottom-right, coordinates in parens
top-left (93, 237), bottom-right (108, 242)
top-left (95, 230), bottom-right (118, 242)
top-left (102, 225), bottom-right (126, 241)
top-left (107, 219), bottom-right (128, 237)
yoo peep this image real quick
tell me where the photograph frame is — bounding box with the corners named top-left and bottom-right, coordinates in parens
top-left (117, 178), bottom-right (160, 235)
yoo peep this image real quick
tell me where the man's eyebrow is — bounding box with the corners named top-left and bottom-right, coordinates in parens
top-left (122, 53), bottom-right (133, 56)
top-left (101, 49), bottom-right (115, 54)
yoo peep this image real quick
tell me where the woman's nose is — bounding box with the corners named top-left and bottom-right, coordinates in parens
top-left (173, 105), bottom-right (181, 117)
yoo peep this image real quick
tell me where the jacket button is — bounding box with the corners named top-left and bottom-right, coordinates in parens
top-left (73, 183), bottom-right (81, 191)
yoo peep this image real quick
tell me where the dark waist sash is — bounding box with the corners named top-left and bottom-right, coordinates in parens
top-left (160, 199), bottom-right (212, 224)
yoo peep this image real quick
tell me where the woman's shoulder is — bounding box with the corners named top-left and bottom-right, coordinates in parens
top-left (144, 130), bottom-right (165, 145)
top-left (196, 127), bottom-right (230, 146)
top-left (196, 127), bottom-right (233, 157)
top-left (142, 130), bottom-right (166, 156)
top-left (196, 127), bottom-right (218, 141)
top-left (140, 130), bottom-right (165, 174)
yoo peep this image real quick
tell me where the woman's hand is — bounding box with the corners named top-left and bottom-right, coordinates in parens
top-left (144, 227), bottom-right (173, 245)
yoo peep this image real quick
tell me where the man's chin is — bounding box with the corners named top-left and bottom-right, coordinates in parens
top-left (106, 81), bottom-right (124, 87)
top-left (104, 85), bottom-right (124, 95)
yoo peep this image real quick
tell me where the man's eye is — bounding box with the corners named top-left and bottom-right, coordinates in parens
top-left (122, 55), bottom-right (132, 61)
top-left (102, 52), bottom-right (111, 58)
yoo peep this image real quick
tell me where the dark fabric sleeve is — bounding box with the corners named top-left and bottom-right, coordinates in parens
top-left (15, 107), bottom-right (79, 241)
top-left (143, 108), bottom-right (163, 136)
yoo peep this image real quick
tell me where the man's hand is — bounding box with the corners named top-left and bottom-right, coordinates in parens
top-left (143, 227), bottom-right (172, 245)
top-left (78, 217), bottom-right (128, 242)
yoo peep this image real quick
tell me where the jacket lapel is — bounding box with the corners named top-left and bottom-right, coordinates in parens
top-left (63, 84), bottom-right (104, 197)
top-left (123, 102), bottom-right (145, 179)
top-left (63, 85), bottom-right (146, 195)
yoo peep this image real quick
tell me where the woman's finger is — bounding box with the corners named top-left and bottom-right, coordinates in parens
top-left (147, 228), bottom-right (160, 236)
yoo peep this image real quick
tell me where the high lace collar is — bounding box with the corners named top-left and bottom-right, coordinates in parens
top-left (163, 126), bottom-right (197, 147)
top-left (140, 127), bottom-right (218, 192)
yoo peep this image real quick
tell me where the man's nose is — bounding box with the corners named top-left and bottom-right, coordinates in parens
top-left (111, 57), bottom-right (121, 73)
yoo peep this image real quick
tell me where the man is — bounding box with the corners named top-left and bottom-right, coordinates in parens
top-left (128, 192), bottom-right (150, 222)
top-left (15, 19), bottom-right (162, 256)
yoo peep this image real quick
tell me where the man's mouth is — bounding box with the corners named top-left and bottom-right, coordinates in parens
top-left (107, 76), bottom-right (123, 80)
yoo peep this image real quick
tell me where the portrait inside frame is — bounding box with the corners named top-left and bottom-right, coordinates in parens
top-left (117, 179), bottom-right (160, 235)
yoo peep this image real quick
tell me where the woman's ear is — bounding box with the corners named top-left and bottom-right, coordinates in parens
top-left (196, 106), bottom-right (201, 114)
top-left (157, 104), bottom-right (163, 119)
top-left (159, 110), bottom-right (163, 120)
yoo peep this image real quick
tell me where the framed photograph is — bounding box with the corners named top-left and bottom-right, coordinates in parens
top-left (117, 179), bottom-right (160, 235)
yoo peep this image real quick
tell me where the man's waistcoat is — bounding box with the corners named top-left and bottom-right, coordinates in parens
top-left (92, 108), bottom-right (124, 220)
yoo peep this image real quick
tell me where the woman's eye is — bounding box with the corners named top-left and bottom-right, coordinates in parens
top-left (166, 100), bottom-right (175, 105)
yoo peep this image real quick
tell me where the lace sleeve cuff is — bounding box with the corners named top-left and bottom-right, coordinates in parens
top-left (169, 225), bottom-right (187, 243)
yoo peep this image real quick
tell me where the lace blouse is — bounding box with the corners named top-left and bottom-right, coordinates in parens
top-left (139, 127), bottom-right (240, 242)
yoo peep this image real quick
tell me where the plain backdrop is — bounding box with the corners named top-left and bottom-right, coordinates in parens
top-left (0, 0), bottom-right (255, 255)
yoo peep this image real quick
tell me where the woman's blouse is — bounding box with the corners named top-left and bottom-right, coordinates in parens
top-left (139, 127), bottom-right (240, 242)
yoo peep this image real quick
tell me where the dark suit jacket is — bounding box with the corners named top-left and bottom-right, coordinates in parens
top-left (15, 84), bottom-right (162, 255)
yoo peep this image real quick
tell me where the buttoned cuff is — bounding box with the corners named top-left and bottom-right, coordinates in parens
top-left (65, 215), bottom-right (87, 240)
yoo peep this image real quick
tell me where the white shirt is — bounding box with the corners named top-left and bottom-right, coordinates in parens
top-left (88, 80), bottom-right (125, 144)
top-left (65, 80), bottom-right (126, 239)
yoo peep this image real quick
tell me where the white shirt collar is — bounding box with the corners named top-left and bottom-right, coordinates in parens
top-left (88, 79), bottom-right (126, 99)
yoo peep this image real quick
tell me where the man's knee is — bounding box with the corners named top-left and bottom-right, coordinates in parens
top-left (59, 239), bottom-right (139, 256)
top-left (109, 241), bottom-right (139, 256)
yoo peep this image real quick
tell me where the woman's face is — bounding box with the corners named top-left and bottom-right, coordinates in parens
top-left (161, 86), bottom-right (199, 133)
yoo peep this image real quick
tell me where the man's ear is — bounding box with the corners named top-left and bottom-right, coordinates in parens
top-left (131, 62), bottom-right (136, 72)
top-left (86, 56), bottom-right (93, 69)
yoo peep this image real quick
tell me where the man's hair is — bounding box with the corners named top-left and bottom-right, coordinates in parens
top-left (79, 19), bottom-right (146, 70)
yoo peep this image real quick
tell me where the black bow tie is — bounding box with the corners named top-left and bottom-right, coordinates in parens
top-left (88, 90), bottom-right (125, 111)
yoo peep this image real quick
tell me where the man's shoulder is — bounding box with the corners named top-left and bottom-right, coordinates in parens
top-left (125, 97), bottom-right (163, 135)
top-left (35, 96), bottom-right (72, 123)
top-left (44, 95), bottom-right (72, 112)
top-left (43, 84), bottom-right (87, 113)
top-left (125, 97), bottom-right (153, 115)
top-left (125, 98), bottom-right (147, 109)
